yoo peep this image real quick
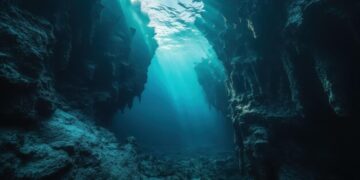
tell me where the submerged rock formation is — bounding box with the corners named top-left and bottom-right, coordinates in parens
top-left (197, 0), bottom-right (360, 179)
top-left (1, 109), bottom-right (240, 179)
top-left (0, 0), bottom-right (157, 123)
top-left (194, 58), bottom-right (229, 114)
top-left (1, 0), bottom-right (359, 179)
top-left (0, 110), bottom-right (141, 179)
top-left (0, 0), bottom-right (157, 178)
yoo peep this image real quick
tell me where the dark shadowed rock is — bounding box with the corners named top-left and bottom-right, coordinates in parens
top-left (0, 0), bottom-right (157, 179)
top-left (0, 4), bottom-right (56, 123)
top-left (197, 0), bottom-right (360, 179)
top-left (194, 58), bottom-right (229, 114)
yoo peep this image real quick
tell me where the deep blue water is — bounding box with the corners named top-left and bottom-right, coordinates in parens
top-left (113, 45), bottom-right (234, 153)
top-left (112, 0), bottom-right (234, 154)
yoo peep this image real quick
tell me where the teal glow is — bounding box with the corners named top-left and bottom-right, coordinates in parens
top-left (118, 0), bottom-right (157, 54)
top-left (154, 33), bottom-right (219, 113)
top-left (115, 0), bottom-right (232, 152)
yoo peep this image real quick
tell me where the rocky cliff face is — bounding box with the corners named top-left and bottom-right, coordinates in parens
top-left (194, 58), bottom-right (229, 114)
top-left (0, 0), bottom-right (157, 124)
top-left (197, 0), bottom-right (360, 179)
top-left (0, 0), bottom-right (157, 178)
top-left (1, 0), bottom-right (360, 179)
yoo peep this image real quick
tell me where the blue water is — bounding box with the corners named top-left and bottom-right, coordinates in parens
top-left (112, 0), bottom-right (234, 153)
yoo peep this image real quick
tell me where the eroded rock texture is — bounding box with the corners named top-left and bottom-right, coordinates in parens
top-left (0, 110), bottom-right (142, 179)
top-left (0, 0), bottom-right (157, 123)
top-left (0, 0), bottom-right (157, 178)
top-left (195, 58), bottom-right (229, 114)
top-left (197, 0), bottom-right (360, 179)
top-left (1, 109), bottom-right (240, 179)
top-left (1, 109), bottom-right (241, 179)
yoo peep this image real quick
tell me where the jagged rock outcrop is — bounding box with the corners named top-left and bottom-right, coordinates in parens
top-left (0, 0), bottom-right (157, 123)
top-left (0, 0), bottom-right (157, 178)
top-left (2, 0), bottom-right (360, 178)
top-left (197, 0), bottom-right (360, 179)
top-left (194, 58), bottom-right (229, 114)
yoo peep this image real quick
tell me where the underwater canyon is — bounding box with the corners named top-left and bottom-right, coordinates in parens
top-left (0, 0), bottom-right (359, 179)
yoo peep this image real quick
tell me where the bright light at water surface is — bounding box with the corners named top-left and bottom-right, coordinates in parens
top-left (114, 0), bottom-right (232, 152)
top-left (131, 0), bottom-right (220, 110)
top-left (135, 0), bottom-right (204, 49)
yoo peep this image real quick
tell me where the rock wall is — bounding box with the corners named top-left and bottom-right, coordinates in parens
top-left (0, 0), bottom-right (157, 178)
top-left (197, 0), bottom-right (360, 179)
top-left (194, 58), bottom-right (229, 114)
top-left (0, 0), bottom-right (157, 123)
